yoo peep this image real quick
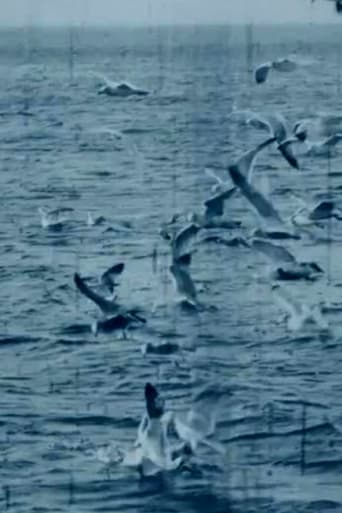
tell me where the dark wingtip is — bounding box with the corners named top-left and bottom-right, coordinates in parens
top-left (176, 253), bottom-right (192, 266)
top-left (227, 165), bottom-right (244, 186)
top-left (310, 262), bottom-right (324, 273)
top-left (111, 262), bottom-right (125, 274)
top-left (74, 273), bottom-right (81, 286)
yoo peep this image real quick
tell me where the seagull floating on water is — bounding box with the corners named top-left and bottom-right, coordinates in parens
top-left (251, 238), bottom-right (324, 281)
top-left (124, 383), bottom-right (183, 476)
top-left (97, 77), bottom-right (149, 97)
top-left (38, 207), bottom-right (74, 230)
top-left (290, 193), bottom-right (342, 228)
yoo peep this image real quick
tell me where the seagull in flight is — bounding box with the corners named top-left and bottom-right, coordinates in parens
top-left (254, 57), bottom-right (297, 84)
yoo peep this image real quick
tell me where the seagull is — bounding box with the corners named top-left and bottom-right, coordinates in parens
top-left (87, 211), bottom-right (106, 226)
top-left (254, 57), bottom-right (297, 84)
top-left (247, 112), bottom-right (301, 169)
top-left (171, 383), bottom-right (226, 455)
top-left (38, 207), bottom-right (74, 230)
top-left (97, 78), bottom-right (149, 97)
top-left (74, 273), bottom-right (146, 337)
top-left (290, 193), bottom-right (342, 226)
top-left (251, 238), bottom-right (324, 281)
top-left (130, 383), bottom-right (183, 475)
top-left (271, 284), bottom-right (329, 332)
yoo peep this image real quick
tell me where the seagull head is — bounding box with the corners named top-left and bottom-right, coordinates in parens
top-left (91, 320), bottom-right (99, 336)
top-left (145, 382), bottom-right (164, 419)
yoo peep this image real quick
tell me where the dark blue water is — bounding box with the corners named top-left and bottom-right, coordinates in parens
top-left (0, 24), bottom-right (342, 512)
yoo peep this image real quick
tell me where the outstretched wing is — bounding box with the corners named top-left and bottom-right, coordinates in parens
top-left (252, 239), bottom-right (297, 264)
top-left (74, 273), bottom-right (117, 313)
top-left (172, 223), bottom-right (200, 261)
top-left (254, 62), bottom-right (271, 84)
top-left (204, 187), bottom-right (236, 218)
top-left (101, 262), bottom-right (125, 293)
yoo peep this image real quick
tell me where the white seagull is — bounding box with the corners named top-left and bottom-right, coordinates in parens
top-left (38, 207), bottom-right (74, 230)
top-left (271, 284), bottom-right (329, 332)
top-left (123, 383), bottom-right (182, 476)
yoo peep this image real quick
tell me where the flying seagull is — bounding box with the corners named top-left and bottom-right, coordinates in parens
top-left (254, 57), bottom-right (297, 84)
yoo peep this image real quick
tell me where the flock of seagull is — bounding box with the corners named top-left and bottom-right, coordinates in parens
top-left (36, 52), bottom-right (342, 477)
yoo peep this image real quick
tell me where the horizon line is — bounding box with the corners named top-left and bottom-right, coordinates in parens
top-left (0, 20), bottom-right (341, 30)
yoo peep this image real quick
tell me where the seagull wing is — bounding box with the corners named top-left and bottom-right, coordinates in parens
top-left (321, 133), bottom-right (342, 148)
top-left (101, 262), bottom-right (125, 293)
top-left (271, 284), bottom-right (301, 316)
top-left (204, 187), bottom-right (237, 218)
top-left (170, 262), bottom-right (197, 303)
top-left (172, 223), bottom-right (200, 261)
top-left (74, 273), bottom-right (117, 313)
top-left (204, 167), bottom-right (225, 185)
top-left (255, 62), bottom-right (272, 84)
top-left (228, 162), bottom-right (284, 224)
top-left (252, 239), bottom-right (297, 264)
top-left (309, 200), bottom-right (335, 220)
top-left (237, 136), bottom-right (276, 181)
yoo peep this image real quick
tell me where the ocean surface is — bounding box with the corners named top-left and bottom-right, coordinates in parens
top-left (1, 23), bottom-right (342, 512)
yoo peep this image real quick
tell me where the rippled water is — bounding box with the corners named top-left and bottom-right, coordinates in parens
top-left (1, 24), bottom-right (342, 512)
